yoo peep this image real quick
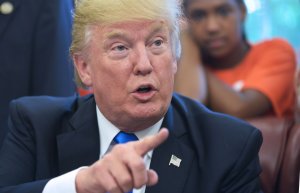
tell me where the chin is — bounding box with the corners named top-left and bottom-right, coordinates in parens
top-left (132, 103), bottom-right (166, 119)
top-left (207, 48), bottom-right (226, 57)
top-left (133, 105), bottom-right (163, 118)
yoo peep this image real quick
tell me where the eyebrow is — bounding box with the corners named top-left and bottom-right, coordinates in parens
top-left (104, 22), bottom-right (169, 42)
top-left (147, 22), bottom-right (169, 39)
top-left (105, 30), bottom-right (130, 42)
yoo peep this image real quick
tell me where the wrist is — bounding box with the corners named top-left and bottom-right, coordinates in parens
top-left (75, 168), bottom-right (90, 193)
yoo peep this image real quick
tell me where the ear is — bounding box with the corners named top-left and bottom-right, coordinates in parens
top-left (172, 59), bottom-right (178, 74)
top-left (73, 54), bottom-right (93, 87)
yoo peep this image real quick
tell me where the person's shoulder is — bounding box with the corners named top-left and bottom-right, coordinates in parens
top-left (249, 38), bottom-right (296, 69)
top-left (254, 38), bottom-right (295, 53)
top-left (9, 94), bottom-right (93, 117)
top-left (11, 94), bottom-right (76, 110)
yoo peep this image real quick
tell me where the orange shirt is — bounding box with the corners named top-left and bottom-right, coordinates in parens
top-left (210, 38), bottom-right (297, 118)
top-left (78, 87), bottom-right (93, 96)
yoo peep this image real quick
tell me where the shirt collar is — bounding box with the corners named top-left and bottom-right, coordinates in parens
top-left (96, 106), bottom-right (163, 159)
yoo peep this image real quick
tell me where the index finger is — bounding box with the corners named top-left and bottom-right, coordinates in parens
top-left (134, 128), bottom-right (169, 156)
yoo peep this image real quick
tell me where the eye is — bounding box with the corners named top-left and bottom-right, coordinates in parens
top-left (153, 39), bottom-right (163, 47)
top-left (112, 45), bottom-right (127, 52)
top-left (149, 37), bottom-right (166, 55)
top-left (217, 6), bottom-right (231, 17)
top-left (189, 10), bottom-right (206, 22)
top-left (109, 43), bottom-right (129, 59)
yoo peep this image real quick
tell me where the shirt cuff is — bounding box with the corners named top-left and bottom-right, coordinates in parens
top-left (42, 167), bottom-right (87, 193)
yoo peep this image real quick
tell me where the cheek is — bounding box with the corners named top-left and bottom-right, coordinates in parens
top-left (227, 17), bottom-right (242, 35)
top-left (160, 61), bottom-right (176, 86)
top-left (95, 70), bottom-right (125, 89)
top-left (94, 74), bottom-right (128, 105)
top-left (189, 23), bottom-right (198, 33)
top-left (190, 25), bottom-right (205, 41)
top-left (91, 57), bottom-right (128, 83)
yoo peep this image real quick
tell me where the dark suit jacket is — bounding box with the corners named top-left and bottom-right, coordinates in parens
top-left (0, 0), bottom-right (76, 146)
top-left (0, 94), bottom-right (263, 193)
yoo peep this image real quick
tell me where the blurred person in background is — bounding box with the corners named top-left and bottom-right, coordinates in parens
top-left (175, 0), bottom-right (297, 119)
top-left (0, 0), bottom-right (76, 146)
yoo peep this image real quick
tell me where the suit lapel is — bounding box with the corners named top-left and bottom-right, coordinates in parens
top-left (146, 106), bottom-right (197, 193)
top-left (56, 94), bottom-right (202, 192)
top-left (56, 96), bottom-right (100, 174)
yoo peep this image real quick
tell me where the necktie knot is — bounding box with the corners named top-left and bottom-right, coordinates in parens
top-left (114, 131), bottom-right (138, 144)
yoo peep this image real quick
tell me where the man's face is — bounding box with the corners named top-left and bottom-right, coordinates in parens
top-left (186, 0), bottom-right (246, 58)
top-left (75, 20), bottom-right (177, 131)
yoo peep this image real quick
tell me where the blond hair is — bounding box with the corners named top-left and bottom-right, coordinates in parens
top-left (70, 0), bottom-right (182, 88)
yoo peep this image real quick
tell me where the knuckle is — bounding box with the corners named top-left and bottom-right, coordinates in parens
top-left (113, 144), bottom-right (128, 154)
top-left (135, 181), bottom-right (146, 189)
top-left (107, 184), bottom-right (119, 193)
top-left (113, 144), bottom-right (123, 150)
top-left (121, 175), bottom-right (131, 185)
top-left (102, 153), bottom-right (114, 162)
top-left (92, 161), bottom-right (103, 173)
top-left (119, 175), bottom-right (132, 189)
top-left (132, 159), bottom-right (145, 170)
top-left (134, 172), bottom-right (147, 188)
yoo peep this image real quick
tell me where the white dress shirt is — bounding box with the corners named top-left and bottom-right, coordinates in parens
top-left (43, 105), bottom-right (163, 193)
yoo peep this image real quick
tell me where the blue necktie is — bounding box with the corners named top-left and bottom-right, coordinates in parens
top-left (114, 131), bottom-right (138, 144)
top-left (113, 131), bottom-right (138, 193)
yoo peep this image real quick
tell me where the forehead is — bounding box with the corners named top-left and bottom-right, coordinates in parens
top-left (187, 0), bottom-right (238, 9)
top-left (93, 20), bottom-right (170, 39)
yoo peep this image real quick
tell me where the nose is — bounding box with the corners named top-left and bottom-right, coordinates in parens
top-left (206, 16), bottom-right (220, 33)
top-left (132, 46), bottom-right (153, 76)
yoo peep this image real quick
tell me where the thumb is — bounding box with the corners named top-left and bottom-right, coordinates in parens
top-left (146, 169), bottom-right (158, 186)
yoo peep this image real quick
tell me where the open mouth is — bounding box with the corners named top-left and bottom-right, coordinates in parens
top-left (136, 85), bottom-right (153, 93)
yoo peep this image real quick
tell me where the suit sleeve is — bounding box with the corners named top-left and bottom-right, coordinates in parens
top-left (0, 100), bottom-right (49, 193)
top-left (221, 128), bottom-right (263, 193)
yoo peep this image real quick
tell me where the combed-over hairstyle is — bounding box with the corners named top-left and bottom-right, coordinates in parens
top-left (70, 0), bottom-right (182, 88)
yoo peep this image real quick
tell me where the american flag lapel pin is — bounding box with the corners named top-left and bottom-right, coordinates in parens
top-left (169, 154), bottom-right (181, 167)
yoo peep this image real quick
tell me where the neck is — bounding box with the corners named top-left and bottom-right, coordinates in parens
top-left (204, 41), bottom-right (250, 69)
